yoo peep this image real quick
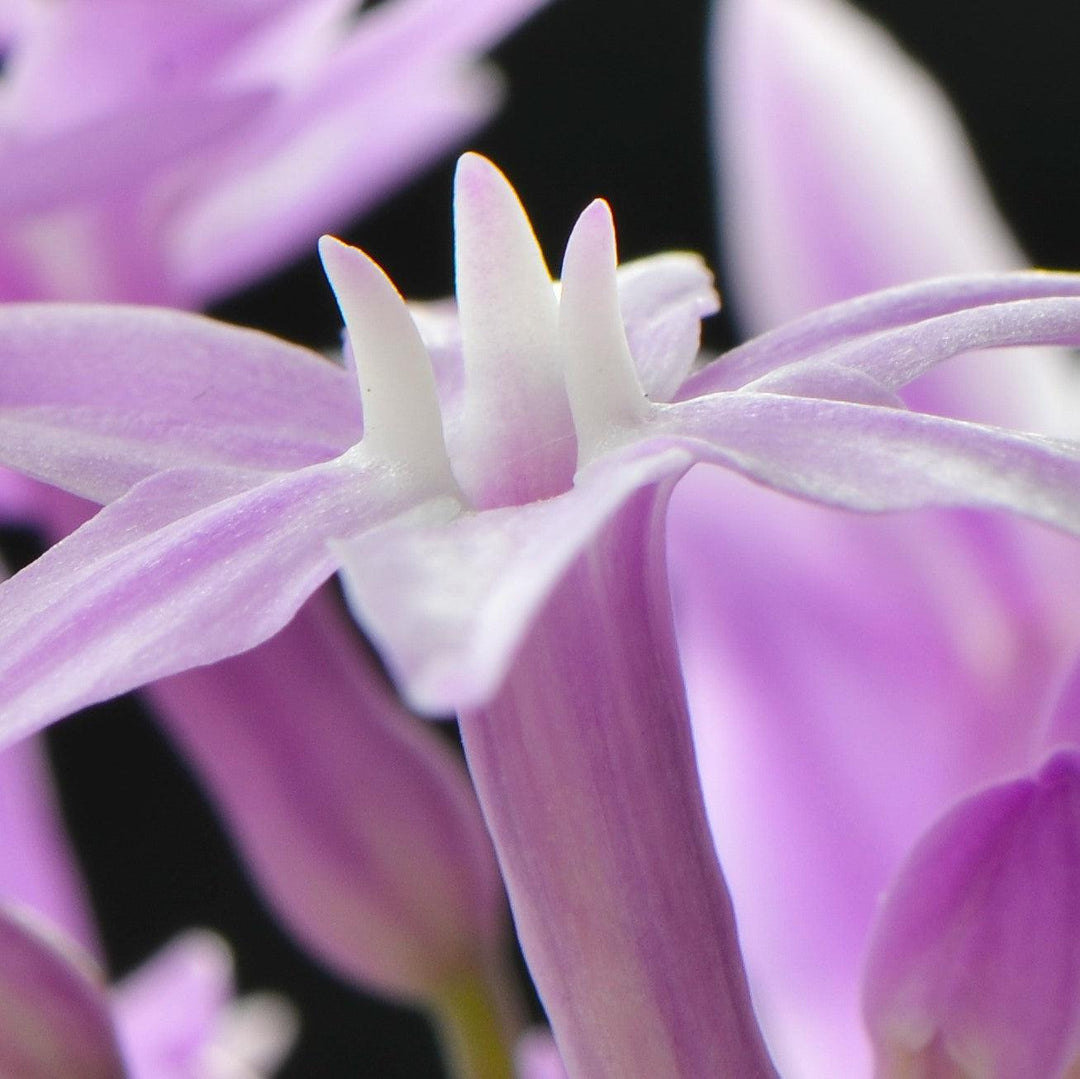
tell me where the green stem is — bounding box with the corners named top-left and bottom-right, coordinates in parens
top-left (431, 957), bottom-right (523, 1079)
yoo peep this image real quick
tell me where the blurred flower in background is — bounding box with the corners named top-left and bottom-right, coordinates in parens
top-left (668, 0), bottom-right (1080, 1073)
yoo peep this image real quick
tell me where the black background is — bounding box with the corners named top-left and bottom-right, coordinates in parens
top-left (28, 0), bottom-right (1080, 1075)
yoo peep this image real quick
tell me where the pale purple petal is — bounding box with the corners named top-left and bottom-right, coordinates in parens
top-left (863, 750), bottom-right (1080, 1077)
top-left (174, 0), bottom-right (555, 303)
top-left (0, 458), bottom-right (399, 746)
top-left (657, 393), bottom-right (1080, 534)
top-left (515, 1029), bottom-right (568, 1079)
top-left (713, 0), bottom-right (1077, 428)
top-left (0, 737), bottom-right (99, 955)
top-left (111, 931), bottom-right (297, 1079)
top-left (0, 905), bottom-right (126, 1079)
top-left (669, 466), bottom-right (1076, 1076)
top-left (335, 446), bottom-right (693, 715)
top-left (1046, 656), bottom-right (1080, 748)
top-left (614, 252), bottom-right (719, 401)
top-left (458, 484), bottom-right (776, 1077)
top-left (151, 590), bottom-right (509, 1002)
top-left (0, 304), bottom-right (359, 502)
top-left (681, 272), bottom-right (1080, 398)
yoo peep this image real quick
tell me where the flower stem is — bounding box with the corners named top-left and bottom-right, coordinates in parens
top-left (431, 959), bottom-right (521, 1079)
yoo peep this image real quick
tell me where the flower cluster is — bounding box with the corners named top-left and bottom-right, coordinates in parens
top-left (0, 0), bottom-right (1077, 1077)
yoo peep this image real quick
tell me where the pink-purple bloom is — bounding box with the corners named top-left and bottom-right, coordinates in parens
top-left (2, 142), bottom-right (1080, 1072)
top-left (664, 0), bottom-right (1080, 1073)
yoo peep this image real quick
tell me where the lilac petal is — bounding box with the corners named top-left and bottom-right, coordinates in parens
top-left (863, 750), bottom-right (1080, 1077)
top-left (682, 272), bottom-right (1080, 398)
top-left (0, 91), bottom-right (271, 217)
top-left (111, 931), bottom-right (296, 1079)
top-left (175, 0), bottom-right (554, 303)
top-left (458, 484), bottom-right (776, 1077)
top-left (151, 589), bottom-right (509, 1002)
top-left (0, 905), bottom-right (126, 1079)
top-left (1044, 655), bottom-right (1080, 748)
top-left (669, 466), bottom-right (1076, 1076)
top-left (515, 1030), bottom-right (569, 1079)
top-left (715, 0), bottom-right (1022, 332)
top-left (0, 458), bottom-right (395, 746)
top-left (615, 252), bottom-right (720, 401)
top-left (452, 153), bottom-right (574, 506)
top-left (335, 445), bottom-right (693, 715)
top-left (658, 392), bottom-right (1080, 533)
top-left (0, 737), bottom-right (99, 955)
top-left (0, 304), bottom-right (359, 501)
top-left (713, 0), bottom-right (1080, 428)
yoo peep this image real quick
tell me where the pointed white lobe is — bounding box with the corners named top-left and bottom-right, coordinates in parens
top-left (560, 199), bottom-right (650, 464)
top-left (452, 153), bottom-right (575, 507)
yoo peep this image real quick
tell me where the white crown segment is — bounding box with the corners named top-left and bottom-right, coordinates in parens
top-left (559, 199), bottom-right (650, 464)
top-left (319, 237), bottom-right (456, 488)
top-left (452, 153), bottom-right (576, 507)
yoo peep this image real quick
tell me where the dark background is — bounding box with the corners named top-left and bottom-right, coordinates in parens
top-left (29, 0), bottom-right (1080, 1075)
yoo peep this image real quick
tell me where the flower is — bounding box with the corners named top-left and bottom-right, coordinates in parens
top-left (0, 735), bottom-right (296, 1078)
top-left (1, 152), bottom-right (1080, 1070)
top-left (0, 0), bottom-right (553, 306)
top-left (663, 0), bottom-right (1080, 1072)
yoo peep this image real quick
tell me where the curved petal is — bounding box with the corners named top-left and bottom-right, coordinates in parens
top-left (0, 304), bottom-right (359, 502)
top-left (335, 446), bottom-right (693, 715)
top-left (110, 931), bottom-right (297, 1079)
top-left (657, 393), bottom-right (1080, 534)
top-left (712, 0), bottom-right (1080, 430)
top-left (151, 590), bottom-right (509, 1003)
top-left (0, 737), bottom-right (99, 955)
top-left (863, 750), bottom-right (1080, 1077)
top-left (0, 456), bottom-right (394, 747)
top-left (681, 272), bottom-right (1080, 400)
top-left (0, 905), bottom-right (126, 1079)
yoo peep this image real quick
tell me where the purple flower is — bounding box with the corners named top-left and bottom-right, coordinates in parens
top-left (664, 0), bottom-right (1080, 1072)
top-left (1, 150), bottom-right (1080, 1070)
top-left (0, 0), bottom-right (552, 305)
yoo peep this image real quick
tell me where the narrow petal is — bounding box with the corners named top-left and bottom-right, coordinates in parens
top-left (458, 484), bottom-right (776, 1077)
top-left (0, 737), bottom-right (99, 955)
top-left (614, 252), bottom-right (719, 401)
top-left (0, 304), bottom-right (359, 502)
top-left (0, 92), bottom-right (271, 217)
top-left (0, 457), bottom-right (393, 747)
top-left (0, 906), bottom-right (126, 1079)
top-left (151, 590), bottom-right (510, 1003)
top-left (110, 931), bottom-right (297, 1079)
top-left (452, 153), bottom-right (574, 506)
top-left (681, 272), bottom-right (1080, 398)
top-left (335, 446), bottom-right (693, 715)
top-left (863, 750), bottom-right (1080, 1077)
top-left (712, 0), bottom-right (1074, 426)
top-left (658, 393), bottom-right (1080, 534)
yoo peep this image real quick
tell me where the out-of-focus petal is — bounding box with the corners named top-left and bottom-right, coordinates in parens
top-left (0, 458), bottom-right (398, 746)
top-left (0, 905), bottom-right (126, 1079)
top-left (713, 0), bottom-right (1076, 428)
top-left (110, 931), bottom-right (296, 1079)
top-left (458, 484), bottom-right (776, 1078)
top-left (152, 590), bottom-right (509, 1003)
top-left (863, 749), bottom-right (1080, 1077)
top-left (0, 737), bottom-right (98, 954)
top-left (336, 446), bottom-right (692, 715)
top-left (0, 303), bottom-right (358, 501)
top-left (515, 1029), bottom-right (569, 1079)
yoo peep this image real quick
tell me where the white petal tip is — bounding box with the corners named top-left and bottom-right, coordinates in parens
top-left (565, 199), bottom-right (618, 277)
